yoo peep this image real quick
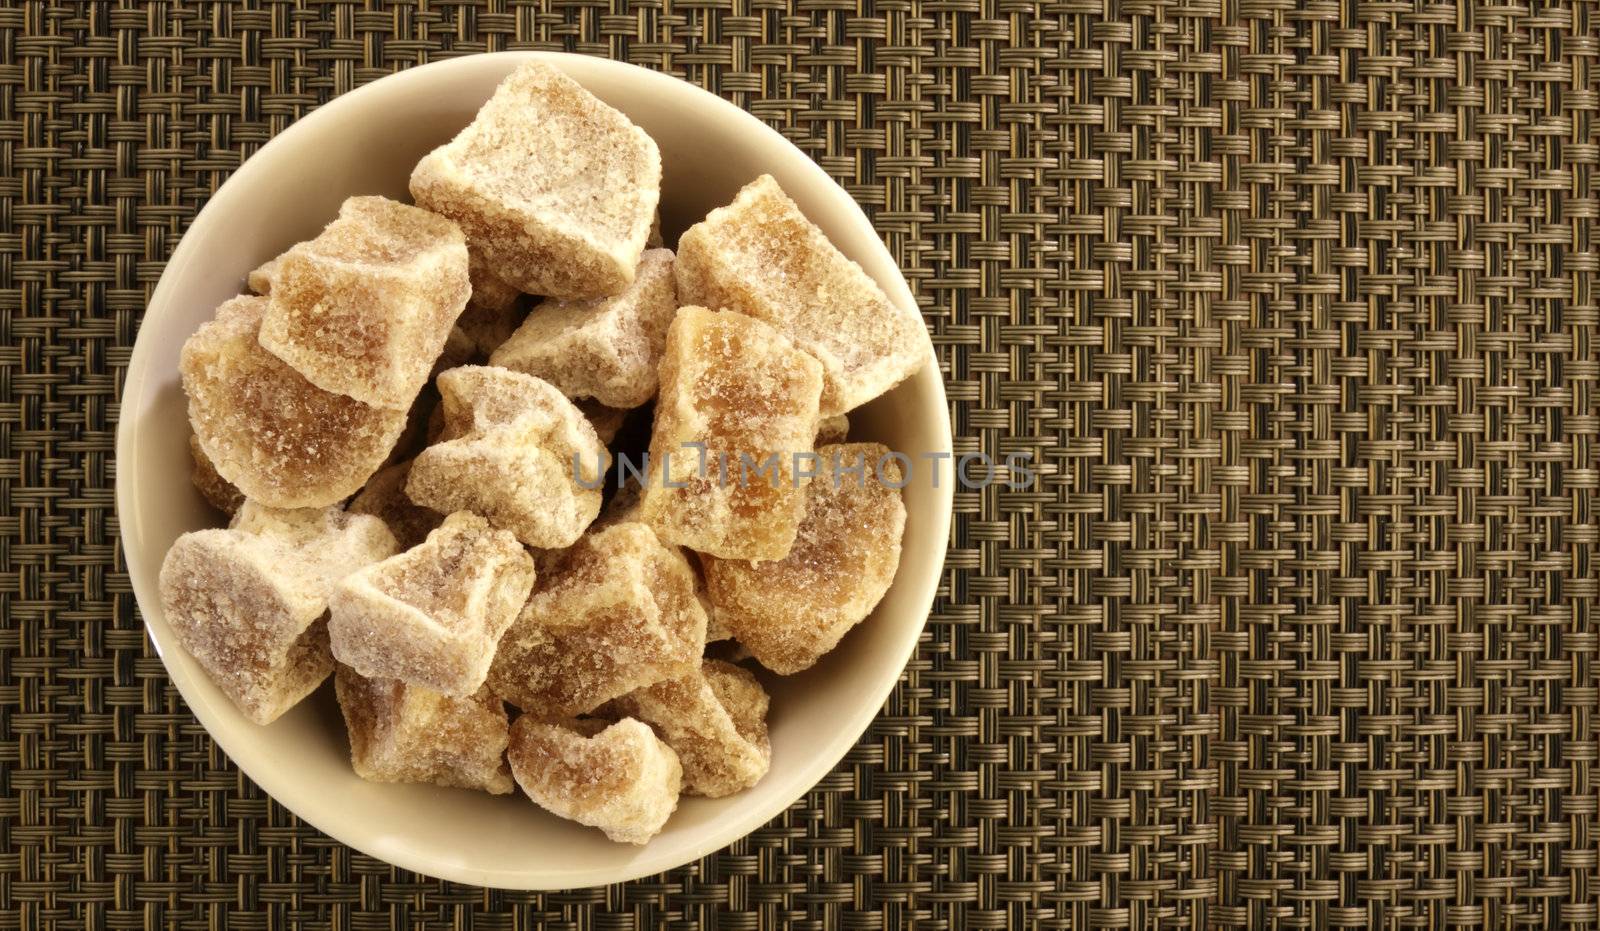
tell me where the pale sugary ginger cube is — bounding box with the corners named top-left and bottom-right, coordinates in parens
top-left (181, 296), bottom-right (409, 509)
top-left (347, 460), bottom-right (445, 550)
top-left (507, 716), bottom-right (681, 845)
top-left (158, 502), bottom-right (398, 724)
top-left (702, 443), bottom-right (906, 674)
top-left (329, 511), bottom-right (537, 695)
top-left (247, 254), bottom-right (282, 294)
top-left (488, 522), bottom-right (706, 717)
top-left (410, 61), bottom-right (661, 300)
top-left (639, 306), bottom-right (823, 561)
top-left (606, 659), bottom-right (770, 797)
top-left (407, 366), bottom-right (608, 548)
top-left (490, 249), bottom-right (677, 409)
top-left (335, 665), bottom-right (513, 794)
top-left (260, 196), bottom-right (470, 410)
top-left (189, 434), bottom-right (243, 515)
top-left (676, 175), bottom-right (925, 416)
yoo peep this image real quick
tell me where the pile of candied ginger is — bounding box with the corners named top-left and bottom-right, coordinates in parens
top-left (160, 62), bottom-right (924, 845)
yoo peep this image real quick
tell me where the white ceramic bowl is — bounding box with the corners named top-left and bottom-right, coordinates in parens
top-left (115, 52), bottom-right (953, 889)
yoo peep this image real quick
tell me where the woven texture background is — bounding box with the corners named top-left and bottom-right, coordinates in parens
top-left (3, 0), bottom-right (1599, 927)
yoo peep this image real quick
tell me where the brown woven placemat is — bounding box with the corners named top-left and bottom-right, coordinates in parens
top-left (4, 1), bottom-right (1598, 927)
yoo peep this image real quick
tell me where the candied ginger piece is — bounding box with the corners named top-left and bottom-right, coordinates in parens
top-left (489, 522), bottom-right (706, 717)
top-left (410, 61), bottom-right (661, 300)
top-left (508, 717), bottom-right (681, 845)
top-left (158, 502), bottom-right (398, 724)
top-left (348, 460), bottom-right (445, 550)
top-left (456, 248), bottom-right (525, 356)
top-left (702, 443), bottom-right (906, 674)
top-left (407, 366), bottom-right (608, 548)
top-left (181, 295), bottom-right (409, 509)
top-left (260, 196), bottom-right (470, 410)
top-left (189, 434), bottom-right (243, 515)
top-left (329, 511), bottom-right (536, 695)
top-left (639, 306), bottom-right (823, 561)
top-left (490, 249), bottom-right (677, 409)
top-left (335, 665), bottom-right (513, 793)
top-left (815, 413), bottom-right (849, 445)
top-left (607, 659), bottom-right (770, 797)
top-left (247, 254), bottom-right (283, 294)
top-left (577, 399), bottom-right (628, 446)
top-left (676, 175), bottom-right (926, 416)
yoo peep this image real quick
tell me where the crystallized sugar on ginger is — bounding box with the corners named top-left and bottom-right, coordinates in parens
top-left (348, 460), bottom-right (445, 550)
top-left (410, 61), bottom-right (661, 300)
top-left (639, 306), bottom-right (823, 561)
top-left (329, 511), bottom-right (536, 695)
top-left (576, 399), bottom-right (628, 446)
top-left (158, 502), bottom-right (398, 724)
top-left (260, 196), bottom-right (470, 410)
top-left (491, 249), bottom-right (677, 409)
top-left (335, 665), bottom-right (513, 793)
top-left (189, 434), bottom-right (243, 515)
top-left (676, 175), bottom-right (925, 416)
top-left (702, 443), bottom-right (906, 674)
top-left (407, 366), bottom-right (608, 548)
top-left (507, 716), bottom-right (681, 845)
top-left (489, 522), bottom-right (706, 718)
top-left (181, 295), bottom-right (409, 509)
top-left (606, 659), bottom-right (770, 797)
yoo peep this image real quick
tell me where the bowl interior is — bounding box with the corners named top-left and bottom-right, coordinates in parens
top-left (116, 52), bottom-right (952, 889)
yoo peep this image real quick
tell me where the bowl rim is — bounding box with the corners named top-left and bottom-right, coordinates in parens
top-left (115, 50), bottom-right (954, 889)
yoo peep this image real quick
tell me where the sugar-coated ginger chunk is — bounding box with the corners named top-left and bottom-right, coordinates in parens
top-left (488, 522), bottom-right (706, 718)
top-left (676, 175), bottom-right (925, 416)
top-left (576, 399), bottom-right (628, 446)
top-left (702, 443), bottom-right (906, 674)
top-left (158, 502), bottom-right (398, 724)
top-left (455, 247), bottom-right (524, 356)
top-left (490, 249), bottom-right (677, 409)
top-left (259, 196), bottom-right (470, 410)
top-left (347, 460), bottom-right (445, 550)
top-left (639, 306), bottom-right (823, 561)
top-left (189, 434), bottom-right (243, 515)
top-left (607, 659), bottom-right (770, 797)
top-left (181, 295), bottom-right (409, 509)
top-left (407, 366), bottom-right (608, 548)
top-left (335, 665), bottom-right (513, 794)
top-left (247, 254), bottom-right (282, 294)
top-left (329, 511), bottom-right (536, 696)
top-left (815, 413), bottom-right (849, 445)
top-left (410, 61), bottom-right (661, 300)
top-left (507, 717), bottom-right (681, 845)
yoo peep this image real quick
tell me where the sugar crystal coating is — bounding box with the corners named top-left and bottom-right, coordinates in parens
top-left (260, 196), bottom-right (470, 410)
top-left (410, 61), bottom-right (661, 299)
top-left (606, 659), bottom-right (770, 797)
top-left (676, 175), bottom-right (926, 415)
top-left (489, 522), bottom-right (706, 717)
top-left (158, 502), bottom-right (398, 724)
top-left (702, 443), bottom-right (906, 674)
top-left (816, 413), bottom-right (849, 445)
top-left (181, 295), bottom-right (409, 509)
top-left (189, 434), bottom-right (243, 515)
top-left (507, 716), bottom-right (681, 845)
top-left (348, 460), bottom-right (445, 550)
top-left (576, 399), bottom-right (628, 446)
top-left (490, 249), bottom-right (677, 409)
top-left (335, 665), bottom-right (513, 793)
top-left (408, 366), bottom-right (608, 548)
top-left (639, 306), bottom-right (823, 560)
top-left (329, 511), bottom-right (536, 695)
